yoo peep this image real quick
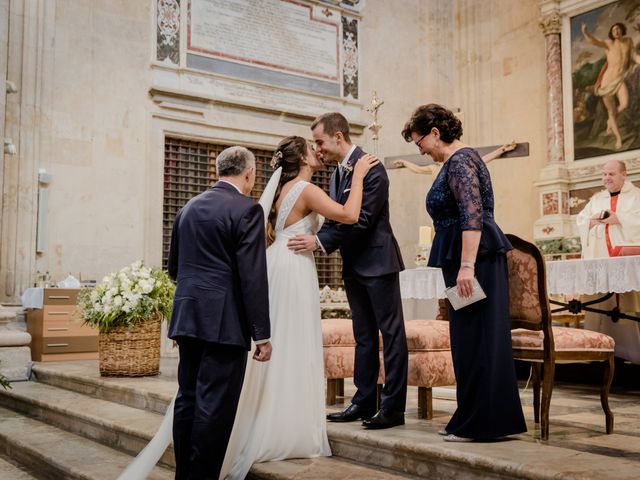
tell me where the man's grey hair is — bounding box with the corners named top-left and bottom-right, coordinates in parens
top-left (216, 146), bottom-right (255, 177)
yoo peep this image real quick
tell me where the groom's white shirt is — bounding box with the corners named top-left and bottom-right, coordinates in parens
top-left (220, 179), bottom-right (270, 345)
top-left (315, 145), bottom-right (357, 254)
top-left (340, 144), bottom-right (357, 170)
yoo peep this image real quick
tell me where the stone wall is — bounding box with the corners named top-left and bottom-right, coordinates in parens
top-left (1, 0), bottom-right (550, 300)
top-left (1, 1), bottom-right (153, 301)
top-left (387, 0), bottom-right (547, 265)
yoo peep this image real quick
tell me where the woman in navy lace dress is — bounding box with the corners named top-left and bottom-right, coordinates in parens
top-left (402, 104), bottom-right (526, 442)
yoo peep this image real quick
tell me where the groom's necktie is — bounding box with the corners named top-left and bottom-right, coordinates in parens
top-left (337, 163), bottom-right (350, 184)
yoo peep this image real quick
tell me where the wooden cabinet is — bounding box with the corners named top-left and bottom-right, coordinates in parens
top-left (26, 288), bottom-right (99, 362)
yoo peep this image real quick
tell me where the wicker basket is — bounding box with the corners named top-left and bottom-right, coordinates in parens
top-left (99, 315), bottom-right (161, 377)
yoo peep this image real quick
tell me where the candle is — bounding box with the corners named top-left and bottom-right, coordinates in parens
top-left (419, 226), bottom-right (432, 246)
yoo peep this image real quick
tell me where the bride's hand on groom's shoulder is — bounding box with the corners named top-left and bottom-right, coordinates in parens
top-left (253, 341), bottom-right (272, 362)
top-left (354, 154), bottom-right (380, 178)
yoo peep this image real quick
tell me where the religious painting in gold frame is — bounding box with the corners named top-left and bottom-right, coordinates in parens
top-left (570, 0), bottom-right (640, 160)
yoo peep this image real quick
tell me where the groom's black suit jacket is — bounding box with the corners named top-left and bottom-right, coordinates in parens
top-left (167, 181), bottom-right (270, 349)
top-left (317, 146), bottom-right (404, 277)
top-left (317, 146), bottom-right (407, 412)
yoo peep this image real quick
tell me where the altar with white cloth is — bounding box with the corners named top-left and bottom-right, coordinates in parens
top-left (399, 267), bottom-right (445, 320)
top-left (545, 256), bottom-right (640, 297)
top-left (400, 257), bottom-right (640, 314)
top-left (400, 267), bottom-right (446, 300)
top-left (400, 259), bottom-right (640, 363)
top-left (546, 256), bottom-right (640, 364)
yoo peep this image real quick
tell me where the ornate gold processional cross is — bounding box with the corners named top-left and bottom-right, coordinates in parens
top-left (366, 91), bottom-right (384, 156)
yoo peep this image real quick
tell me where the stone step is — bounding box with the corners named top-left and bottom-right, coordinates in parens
top-left (247, 456), bottom-right (416, 479)
top-left (325, 420), bottom-right (640, 480)
top-left (7, 370), bottom-right (424, 479)
top-left (0, 381), bottom-right (176, 468)
top-left (0, 308), bottom-right (17, 323)
top-left (32, 361), bottom-right (175, 414)
top-left (0, 454), bottom-right (37, 479)
top-left (0, 379), bottom-right (414, 480)
top-left (26, 362), bottom-right (640, 480)
top-left (0, 406), bottom-right (173, 480)
top-left (10, 373), bottom-right (517, 479)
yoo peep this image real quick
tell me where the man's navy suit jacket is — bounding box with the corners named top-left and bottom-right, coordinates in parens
top-left (167, 181), bottom-right (270, 349)
top-left (317, 146), bottom-right (404, 278)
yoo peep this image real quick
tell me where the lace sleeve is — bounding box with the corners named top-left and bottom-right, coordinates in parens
top-left (447, 153), bottom-right (482, 230)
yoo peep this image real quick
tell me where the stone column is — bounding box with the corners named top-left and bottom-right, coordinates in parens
top-left (540, 12), bottom-right (564, 165)
top-left (0, 0), bottom-right (9, 243)
top-left (1, 0), bottom-right (55, 303)
top-left (533, 8), bottom-right (577, 258)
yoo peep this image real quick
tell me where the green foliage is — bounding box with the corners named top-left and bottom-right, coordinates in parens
top-left (77, 261), bottom-right (175, 333)
top-left (535, 237), bottom-right (582, 255)
top-left (0, 362), bottom-right (11, 390)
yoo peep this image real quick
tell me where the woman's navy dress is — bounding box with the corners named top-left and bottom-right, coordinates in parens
top-left (427, 148), bottom-right (526, 439)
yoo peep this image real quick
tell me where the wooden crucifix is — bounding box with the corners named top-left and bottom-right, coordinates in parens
top-left (384, 142), bottom-right (529, 171)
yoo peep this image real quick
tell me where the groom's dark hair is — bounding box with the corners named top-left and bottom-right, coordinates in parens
top-left (311, 112), bottom-right (351, 143)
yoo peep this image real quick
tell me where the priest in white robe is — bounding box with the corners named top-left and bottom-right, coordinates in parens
top-left (576, 159), bottom-right (640, 363)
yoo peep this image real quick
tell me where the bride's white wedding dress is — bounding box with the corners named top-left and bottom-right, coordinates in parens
top-left (118, 179), bottom-right (330, 480)
top-left (221, 180), bottom-right (331, 478)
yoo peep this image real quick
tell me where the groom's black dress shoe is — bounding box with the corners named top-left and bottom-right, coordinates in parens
top-left (362, 409), bottom-right (405, 429)
top-left (326, 403), bottom-right (375, 422)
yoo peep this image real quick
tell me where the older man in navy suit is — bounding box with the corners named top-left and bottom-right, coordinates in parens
top-left (168, 146), bottom-right (272, 479)
top-left (289, 112), bottom-right (408, 429)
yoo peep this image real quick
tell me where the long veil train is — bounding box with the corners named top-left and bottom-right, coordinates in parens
top-left (117, 167), bottom-right (283, 480)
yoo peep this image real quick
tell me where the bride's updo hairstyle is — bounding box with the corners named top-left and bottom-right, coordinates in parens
top-left (267, 136), bottom-right (309, 240)
top-left (270, 136), bottom-right (307, 184)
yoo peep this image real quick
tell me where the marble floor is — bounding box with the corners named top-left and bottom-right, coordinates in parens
top-left (329, 371), bottom-right (640, 478)
top-left (357, 373), bottom-right (640, 453)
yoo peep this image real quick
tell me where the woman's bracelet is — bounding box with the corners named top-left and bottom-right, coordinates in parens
top-left (460, 260), bottom-right (475, 269)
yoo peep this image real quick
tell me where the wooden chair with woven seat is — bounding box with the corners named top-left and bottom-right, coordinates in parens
top-left (505, 234), bottom-right (615, 440)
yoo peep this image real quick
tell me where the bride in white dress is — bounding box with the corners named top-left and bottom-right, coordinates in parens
top-left (118, 136), bottom-right (377, 480)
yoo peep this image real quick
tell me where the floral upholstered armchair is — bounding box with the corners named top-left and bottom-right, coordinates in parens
top-left (506, 234), bottom-right (615, 440)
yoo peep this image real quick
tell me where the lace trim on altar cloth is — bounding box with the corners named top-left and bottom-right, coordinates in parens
top-left (546, 256), bottom-right (640, 295)
top-left (399, 268), bottom-right (446, 300)
top-left (275, 181), bottom-right (309, 232)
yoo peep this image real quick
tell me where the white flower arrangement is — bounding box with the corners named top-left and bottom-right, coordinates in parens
top-left (78, 261), bottom-right (175, 332)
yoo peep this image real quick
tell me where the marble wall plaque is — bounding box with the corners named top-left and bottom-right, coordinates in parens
top-left (151, 67), bottom-right (365, 123)
top-left (157, 0), bottom-right (180, 65)
top-left (188, 0), bottom-right (340, 88)
top-left (341, 15), bottom-right (358, 99)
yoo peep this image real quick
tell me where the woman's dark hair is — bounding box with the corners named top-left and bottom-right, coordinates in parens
top-left (401, 103), bottom-right (463, 144)
top-left (267, 136), bottom-right (308, 238)
top-left (608, 22), bottom-right (626, 39)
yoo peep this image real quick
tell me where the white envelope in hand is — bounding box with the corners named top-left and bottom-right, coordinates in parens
top-left (444, 278), bottom-right (486, 311)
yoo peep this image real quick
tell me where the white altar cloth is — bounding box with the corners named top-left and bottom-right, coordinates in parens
top-left (546, 256), bottom-right (640, 364)
top-left (545, 256), bottom-right (640, 295)
top-left (399, 268), bottom-right (446, 300)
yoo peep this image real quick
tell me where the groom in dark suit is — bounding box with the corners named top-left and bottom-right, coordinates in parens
top-left (289, 112), bottom-right (408, 429)
top-left (168, 146), bottom-right (272, 479)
